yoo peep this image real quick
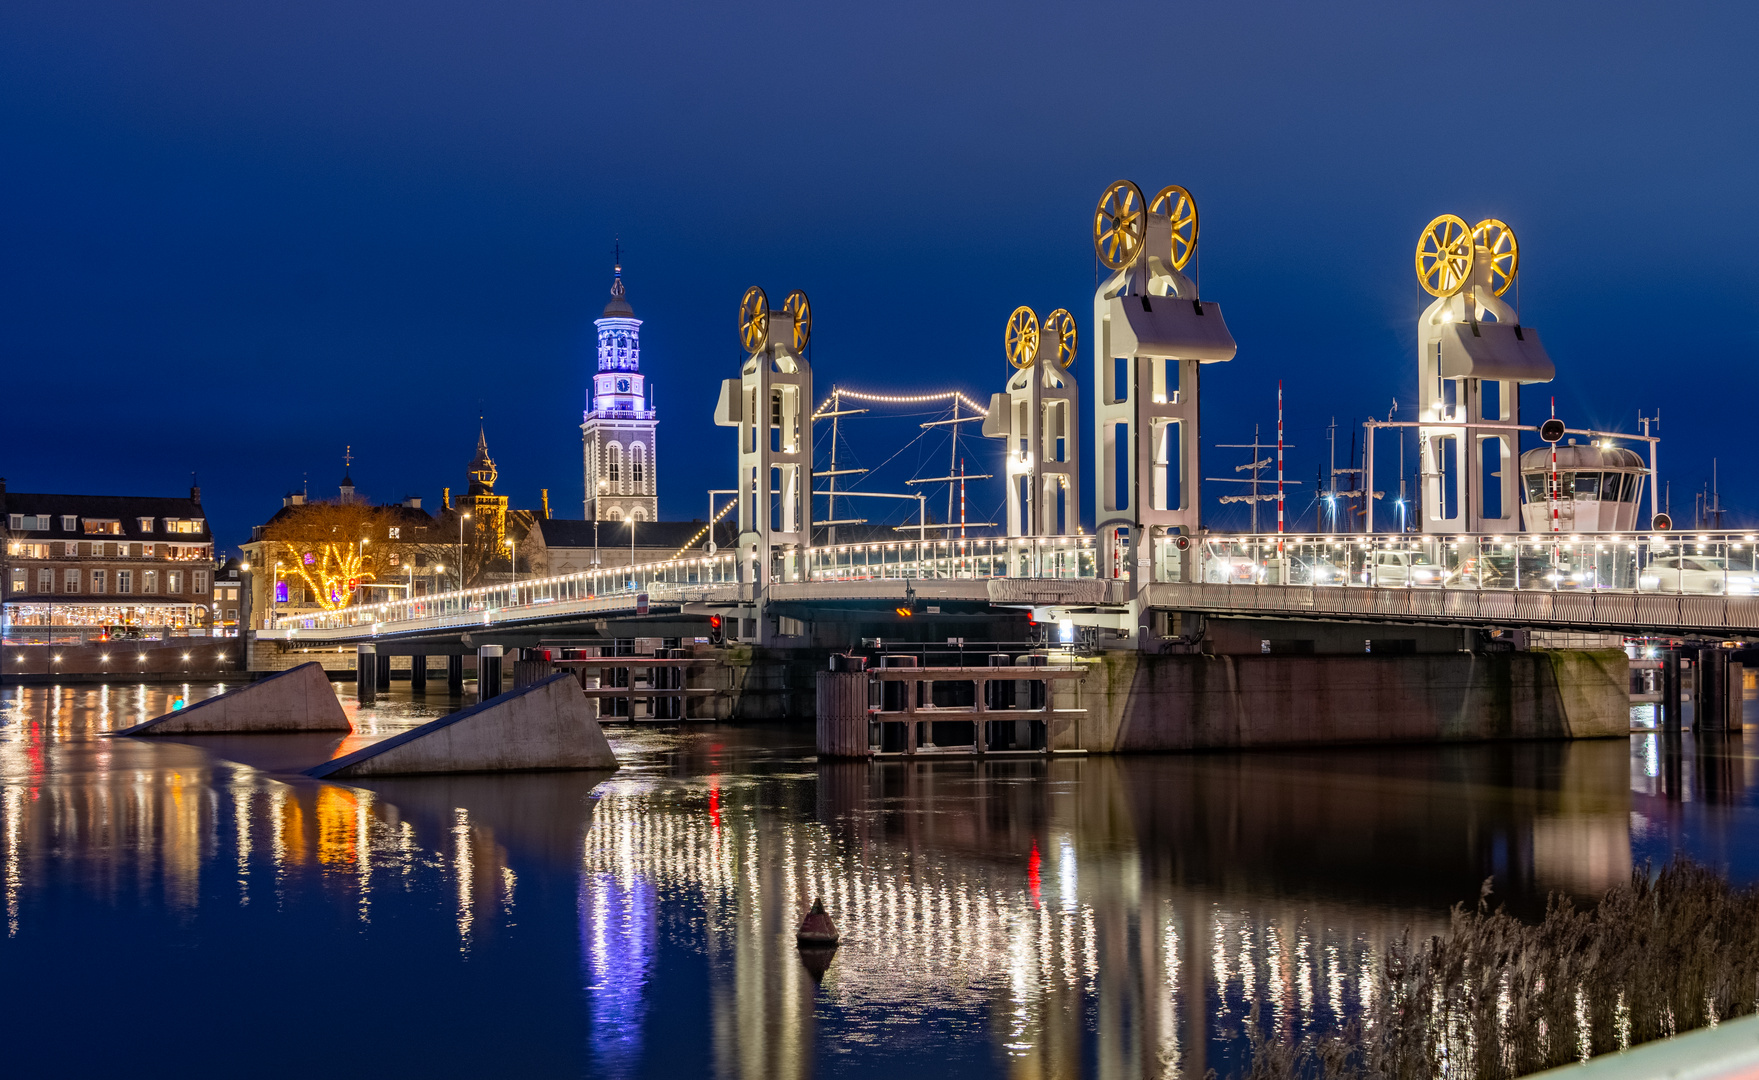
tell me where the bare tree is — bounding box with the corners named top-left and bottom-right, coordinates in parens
top-left (258, 501), bottom-right (426, 611)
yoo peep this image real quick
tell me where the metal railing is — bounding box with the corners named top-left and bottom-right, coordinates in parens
top-left (272, 537), bottom-right (1098, 634)
top-left (1178, 531), bottom-right (1759, 595)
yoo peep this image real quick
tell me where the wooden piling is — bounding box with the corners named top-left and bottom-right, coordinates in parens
top-left (816, 670), bottom-right (870, 757)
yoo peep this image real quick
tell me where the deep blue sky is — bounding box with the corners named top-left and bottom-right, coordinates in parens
top-left (3, 1), bottom-right (1755, 552)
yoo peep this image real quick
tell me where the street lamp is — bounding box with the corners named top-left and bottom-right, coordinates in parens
top-left (357, 537), bottom-right (370, 606)
top-left (504, 537), bottom-right (516, 587)
top-left (458, 512), bottom-right (471, 591)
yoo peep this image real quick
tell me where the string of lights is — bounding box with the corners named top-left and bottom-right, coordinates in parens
top-left (672, 497), bottom-right (737, 559)
top-left (813, 387), bottom-right (989, 419)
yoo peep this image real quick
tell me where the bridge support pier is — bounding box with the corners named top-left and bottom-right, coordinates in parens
top-left (1694, 649), bottom-right (1743, 732)
top-left (376, 654), bottom-right (391, 692)
top-left (1661, 649), bottom-right (1682, 733)
top-left (446, 654), bottom-right (464, 697)
top-left (476, 645), bottom-right (504, 704)
top-left (409, 654), bottom-right (427, 693)
top-left (356, 644), bottom-right (376, 704)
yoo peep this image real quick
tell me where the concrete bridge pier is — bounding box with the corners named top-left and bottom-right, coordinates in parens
top-left (476, 645), bottom-right (503, 703)
top-left (376, 653), bottom-right (391, 692)
top-left (1662, 649), bottom-right (1683, 732)
top-left (447, 655), bottom-right (465, 696)
top-left (410, 655), bottom-right (427, 693)
top-left (356, 644), bottom-right (377, 704)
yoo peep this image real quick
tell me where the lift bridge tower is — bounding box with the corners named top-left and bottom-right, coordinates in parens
top-left (1412, 215), bottom-right (1553, 533)
top-left (983, 306), bottom-right (1081, 538)
top-left (714, 286), bottom-right (814, 645)
top-left (1089, 180), bottom-right (1237, 645)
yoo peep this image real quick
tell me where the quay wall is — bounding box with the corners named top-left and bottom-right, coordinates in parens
top-left (1066, 649), bottom-right (1631, 753)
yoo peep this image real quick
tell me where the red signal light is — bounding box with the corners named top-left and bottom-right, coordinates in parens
top-left (709, 615), bottom-right (722, 629)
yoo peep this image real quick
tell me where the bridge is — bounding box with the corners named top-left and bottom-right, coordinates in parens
top-left (265, 182), bottom-right (1744, 664)
top-left (263, 529), bottom-right (1759, 649)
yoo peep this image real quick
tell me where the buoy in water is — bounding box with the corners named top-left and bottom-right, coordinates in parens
top-left (796, 897), bottom-right (839, 947)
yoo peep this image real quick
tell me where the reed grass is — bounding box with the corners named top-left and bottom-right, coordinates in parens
top-left (1241, 861), bottom-right (1759, 1080)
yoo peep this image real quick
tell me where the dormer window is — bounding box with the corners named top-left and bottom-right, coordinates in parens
top-left (139, 517), bottom-right (155, 532)
top-left (61, 516), bottom-right (77, 531)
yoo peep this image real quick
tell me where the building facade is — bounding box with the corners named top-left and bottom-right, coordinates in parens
top-left (1, 479), bottom-right (215, 639)
top-left (582, 261), bottom-right (659, 523)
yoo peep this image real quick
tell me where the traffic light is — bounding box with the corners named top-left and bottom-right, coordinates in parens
top-left (708, 614), bottom-right (724, 646)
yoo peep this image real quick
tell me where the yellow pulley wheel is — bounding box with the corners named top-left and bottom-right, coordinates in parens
top-left (1149, 185), bottom-right (1199, 271)
top-left (739, 286), bottom-right (769, 352)
top-left (783, 289), bottom-right (811, 351)
top-left (1415, 214), bottom-right (1475, 297)
top-left (1093, 180), bottom-right (1146, 270)
top-left (1471, 219), bottom-right (1518, 297)
top-left (1005, 306), bottom-right (1040, 369)
top-left (1043, 308), bottom-right (1078, 369)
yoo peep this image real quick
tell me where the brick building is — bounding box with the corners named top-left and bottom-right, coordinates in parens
top-left (1, 479), bottom-right (216, 640)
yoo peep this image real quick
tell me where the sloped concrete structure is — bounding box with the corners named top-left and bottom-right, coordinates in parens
top-left (116, 662), bottom-right (350, 736)
top-left (306, 673), bottom-right (616, 779)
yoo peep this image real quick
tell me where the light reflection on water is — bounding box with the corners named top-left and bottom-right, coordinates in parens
top-left (1, 682), bottom-right (1758, 1077)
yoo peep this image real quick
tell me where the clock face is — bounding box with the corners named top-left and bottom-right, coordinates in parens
top-left (616, 378), bottom-right (631, 393)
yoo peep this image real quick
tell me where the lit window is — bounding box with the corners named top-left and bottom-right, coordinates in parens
top-left (82, 519), bottom-right (122, 535)
top-left (8, 569), bottom-right (23, 594)
top-left (90, 570), bottom-right (105, 594)
top-left (143, 570), bottom-right (158, 594)
top-left (139, 517), bottom-right (155, 532)
top-left (168, 571), bottom-right (183, 593)
top-left (193, 571), bottom-right (208, 595)
top-left (117, 570), bottom-right (132, 594)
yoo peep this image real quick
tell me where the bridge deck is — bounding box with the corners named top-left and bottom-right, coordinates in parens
top-left (258, 531), bottom-right (1759, 643)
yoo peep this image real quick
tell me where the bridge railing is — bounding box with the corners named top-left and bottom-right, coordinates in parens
top-left (805, 536), bottom-right (1096, 580)
top-left (272, 536), bottom-right (1100, 632)
top-left (1175, 531), bottom-right (1759, 596)
top-left (274, 553), bottom-right (746, 632)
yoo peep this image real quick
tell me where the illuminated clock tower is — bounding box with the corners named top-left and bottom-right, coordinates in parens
top-left (582, 257), bottom-right (659, 523)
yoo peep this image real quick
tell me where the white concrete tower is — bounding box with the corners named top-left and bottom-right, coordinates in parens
top-left (1089, 181), bottom-right (1235, 610)
top-left (714, 287), bottom-right (813, 645)
top-left (582, 257), bottom-right (659, 523)
top-left (984, 306), bottom-right (1082, 538)
top-left (1411, 216), bottom-right (1552, 534)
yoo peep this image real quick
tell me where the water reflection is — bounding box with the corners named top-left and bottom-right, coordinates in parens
top-left (1, 684), bottom-right (1758, 1077)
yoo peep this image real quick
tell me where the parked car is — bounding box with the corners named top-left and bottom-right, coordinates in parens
top-left (1638, 555), bottom-right (1759, 595)
top-left (1366, 550), bottom-right (1446, 587)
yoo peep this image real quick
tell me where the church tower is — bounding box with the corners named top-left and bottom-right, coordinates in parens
top-left (466, 426), bottom-right (510, 541)
top-left (581, 257), bottom-right (658, 522)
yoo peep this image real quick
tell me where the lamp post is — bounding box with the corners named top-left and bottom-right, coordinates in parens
top-left (358, 537), bottom-right (370, 607)
top-left (593, 483), bottom-right (604, 570)
top-left (458, 512), bottom-right (470, 591)
top-left (504, 538), bottom-right (516, 590)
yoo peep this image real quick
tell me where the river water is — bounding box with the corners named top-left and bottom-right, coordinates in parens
top-left (0, 683), bottom-right (1753, 1079)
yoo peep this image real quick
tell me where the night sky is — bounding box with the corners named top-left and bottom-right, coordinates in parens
top-left (3, 1), bottom-right (1755, 553)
